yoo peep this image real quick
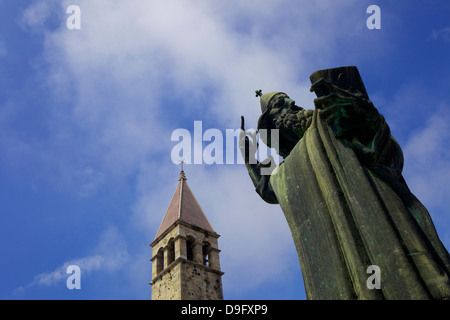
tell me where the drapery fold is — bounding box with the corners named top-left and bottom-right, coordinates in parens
top-left (268, 108), bottom-right (450, 299)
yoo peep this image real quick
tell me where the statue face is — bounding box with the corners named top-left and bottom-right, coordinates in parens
top-left (271, 93), bottom-right (297, 111)
top-left (258, 93), bottom-right (311, 158)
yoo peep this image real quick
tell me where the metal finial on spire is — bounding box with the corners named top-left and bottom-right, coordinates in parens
top-left (255, 89), bottom-right (262, 97)
top-left (178, 159), bottom-right (187, 180)
top-left (178, 158), bottom-right (184, 171)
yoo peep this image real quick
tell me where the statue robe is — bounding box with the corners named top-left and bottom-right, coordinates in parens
top-left (258, 107), bottom-right (450, 300)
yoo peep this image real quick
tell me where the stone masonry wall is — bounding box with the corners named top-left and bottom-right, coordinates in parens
top-left (180, 260), bottom-right (223, 300)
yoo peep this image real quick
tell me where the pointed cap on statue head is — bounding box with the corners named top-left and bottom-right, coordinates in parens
top-left (255, 90), bottom-right (285, 114)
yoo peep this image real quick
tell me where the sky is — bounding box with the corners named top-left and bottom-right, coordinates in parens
top-left (0, 0), bottom-right (449, 300)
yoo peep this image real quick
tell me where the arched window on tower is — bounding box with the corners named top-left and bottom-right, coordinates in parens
top-left (167, 238), bottom-right (175, 265)
top-left (156, 248), bottom-right (164, 274)
top-left (202, 242), bottom-right (211, 267)
top-left (186, 237), bottom-right (194, 261)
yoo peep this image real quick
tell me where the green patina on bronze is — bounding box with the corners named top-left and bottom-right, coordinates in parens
top-left (240, 66), bottom-right (450, 300)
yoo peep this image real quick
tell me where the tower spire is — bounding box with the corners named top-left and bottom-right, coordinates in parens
top-left (150, 166), bottom-right (224, 300)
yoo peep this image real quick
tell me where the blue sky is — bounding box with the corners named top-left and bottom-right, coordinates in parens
top-left (0, 0), bottom-right (449, 300)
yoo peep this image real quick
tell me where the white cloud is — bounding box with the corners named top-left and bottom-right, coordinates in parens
top-left (14, 225), bottom-right (128, 294)
top-left (400, 104), bottom-right (450, 253)
top-left (26, 0), bottom-right (368, 194)
top-left (20, 0), bottom-right (52, 30)
top-left (22, 255), bottom-right (104, 289)
top-left (40, 0), bottom-right (366, 129)
top-left (430, 27), bottom-right (450, 42)
top-left (76, 166), bottom-right (105, 198)
top-left (403, 105), bottom-right (450, 211)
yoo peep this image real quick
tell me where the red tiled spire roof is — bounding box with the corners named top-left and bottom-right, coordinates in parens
top-left (154, 170), bottom-right (214, 240)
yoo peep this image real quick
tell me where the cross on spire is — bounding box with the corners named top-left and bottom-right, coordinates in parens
top-left (178, 158), bottom-right (186, 180)
top-left (179, 158), bottom-right (185, 172)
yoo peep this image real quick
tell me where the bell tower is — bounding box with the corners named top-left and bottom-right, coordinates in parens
top-left (150, 170), bottom-right (224, 300)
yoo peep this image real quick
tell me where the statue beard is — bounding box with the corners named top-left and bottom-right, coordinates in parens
top-left (268, 107), bottom-right (313, 158)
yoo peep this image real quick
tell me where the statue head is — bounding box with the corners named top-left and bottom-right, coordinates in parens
top-left (256, 91), bottom-right (312, 158)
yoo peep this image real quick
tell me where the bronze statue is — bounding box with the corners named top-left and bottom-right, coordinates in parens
top-left (240, 66), bottom-right (450, 299)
